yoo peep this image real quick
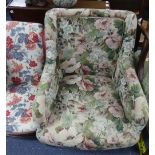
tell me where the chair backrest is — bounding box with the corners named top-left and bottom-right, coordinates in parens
top-left (44, 9), bottom-right (133, 82)
top-left (6, 21), bottom-right (44, 85)
top-left (56, 15), bottom-right (125, 77)
top-left (33, 9), bottom-right (138, 124)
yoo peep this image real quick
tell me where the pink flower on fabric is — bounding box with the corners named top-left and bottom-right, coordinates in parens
top-left (79, 79), bottom-right (95, 91)
top-left (6, 36), bottom-right (13, 49)
top-left (20, 109), bottom-right (32, 124)
top-left (94, 90), bottom-right (111, 100)
top-left (81, 65), bottom-right (91, 75)
top-left (11, 62), bottom-right (23, 73)
top-left (76, 44), bottom-right (85, 54)
top-left (20, 117), bottom-right (31, 124)
top-left (37, 55), bottom-right (43, 63)
top-left (25, 43), bottom-right (36, 50)
top-left (78, 105), bottom-right (86, 112)
top-left (6, 21), bottom-right (19, 31)
top-left (82, 137), bottom-right (97, 150)
top-left (33, 74), bottom-right (41, 82)
top-left (108, 105), bottom-right (124, 118)
top-left (125, 68), bottom-right (137, 83)
top-left (25, 109), bottom-right (32, 117)
top-left (74, 33), bottom-right (86, 54)
top-left (9, 87), bottom-right (16, 93)
top-left (6, 110), bottom-right (10, 117)
top-left (98, 59), bottom-right (111, 69)
top-left (105, 33), bottom-right (122, 50)
top-left (7, 95), bottom-right (22, 106)
top-left (94, 19), bottom-right (111, 30)
top-left (28, 32), bottom-right (39, 44)
top-left (32, 73), bottom-right (41, 86)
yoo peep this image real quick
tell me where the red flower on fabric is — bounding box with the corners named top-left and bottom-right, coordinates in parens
top-left (28, 32), bottom-right (39, 44)
top-left (32, 74), bottom-right (41, 86)
top-left (11, 77), bottom-right (21, 85)
top-left (78, 105), bottom-right (86, 112)
top-left (82, 137), bottom-right (97, 149)
top-left (33, 74), bottom-right (41, 82)
top-left (80, 79), bottom-right (95, 91)
top-left (24, 109), bottom-right (32, 117)
top-left (7, 95), bottom-right (22, 106)
top-left (28, 95), bottom-right (35, 101)
top-left (20, 109), bottom-right (32, 124)
top-left (6, 110), bottom-right (10, 117)
top-left (25, 43), bottom-right (36, 50)
top-left (6, 53), bottom-right (12, 60)
top-left (83, 81), bottom-right (94, 90)
top-left (6, 36), bottom-right (13, 49)
top-left (81, 65), bottom-right (91, 75)
top-left (11, 62), bottom-right (23, 73)
top-left (9, 87), bottom-right (16, 93)
top-left (6, 21), bottom-right (19, 31)
top-left (29, 60), bottom-right (37, 67)
top-left (20, 117), bottom-right (31, 124)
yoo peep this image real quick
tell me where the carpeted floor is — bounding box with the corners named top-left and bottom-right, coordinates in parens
top-left (7, 136), bottom-right (140, 155)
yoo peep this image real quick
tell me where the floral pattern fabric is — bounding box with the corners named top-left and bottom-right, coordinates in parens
top-left (7, 84), bottom-right (38, 133)
top-left (33, 9), bottom-right (149, 150)
top-left (57, 16), bottom-right (124, 77)
top-left (6, 21), bottom-right (44, 134)
top-left (53, 0), bottom-right (77, 7)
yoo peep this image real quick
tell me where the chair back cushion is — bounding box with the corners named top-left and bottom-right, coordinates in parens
top-left (6, 21), bottom-right (44, 85)
top-left (33, 9), bottom-right (136, 125)
top-left (57, 16), bottom-right (125, 77)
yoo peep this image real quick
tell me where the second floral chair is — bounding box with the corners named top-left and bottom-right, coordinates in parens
top-left (6, 21), bottom-right (44, 135)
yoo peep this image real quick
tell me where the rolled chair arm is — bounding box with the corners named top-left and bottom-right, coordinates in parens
top-left (114, 17), bottom-right (149, 130)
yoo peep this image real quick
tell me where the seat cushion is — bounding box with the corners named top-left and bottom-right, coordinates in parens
top-left (6, 21), bottom-right (44, 85)
top-left (6, 83), bottom-right (38, 134)
top-left (36, 75), bottom-right (139, 149)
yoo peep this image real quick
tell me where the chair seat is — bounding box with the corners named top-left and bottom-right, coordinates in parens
top-left (36, 75), bottom-right (139, 149)
top-left (6, 83), bottom-right (39, 134)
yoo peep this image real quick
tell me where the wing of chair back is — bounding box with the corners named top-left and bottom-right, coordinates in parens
top-left (114, 13), bottom-right (148, 131)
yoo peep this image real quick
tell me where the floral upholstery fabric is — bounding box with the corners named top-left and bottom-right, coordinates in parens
top-left (33, 9), bottom-right (149, 150)
top-left (57, 16), bottom-right (124, 77)
top-left (6, 21), bottom-right (44, 134)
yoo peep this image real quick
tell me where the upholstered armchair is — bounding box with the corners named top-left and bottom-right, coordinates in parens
top-left (6, 21), bottom-right (44, 135)
top-left (33, 9), bottom-right (149, 150)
